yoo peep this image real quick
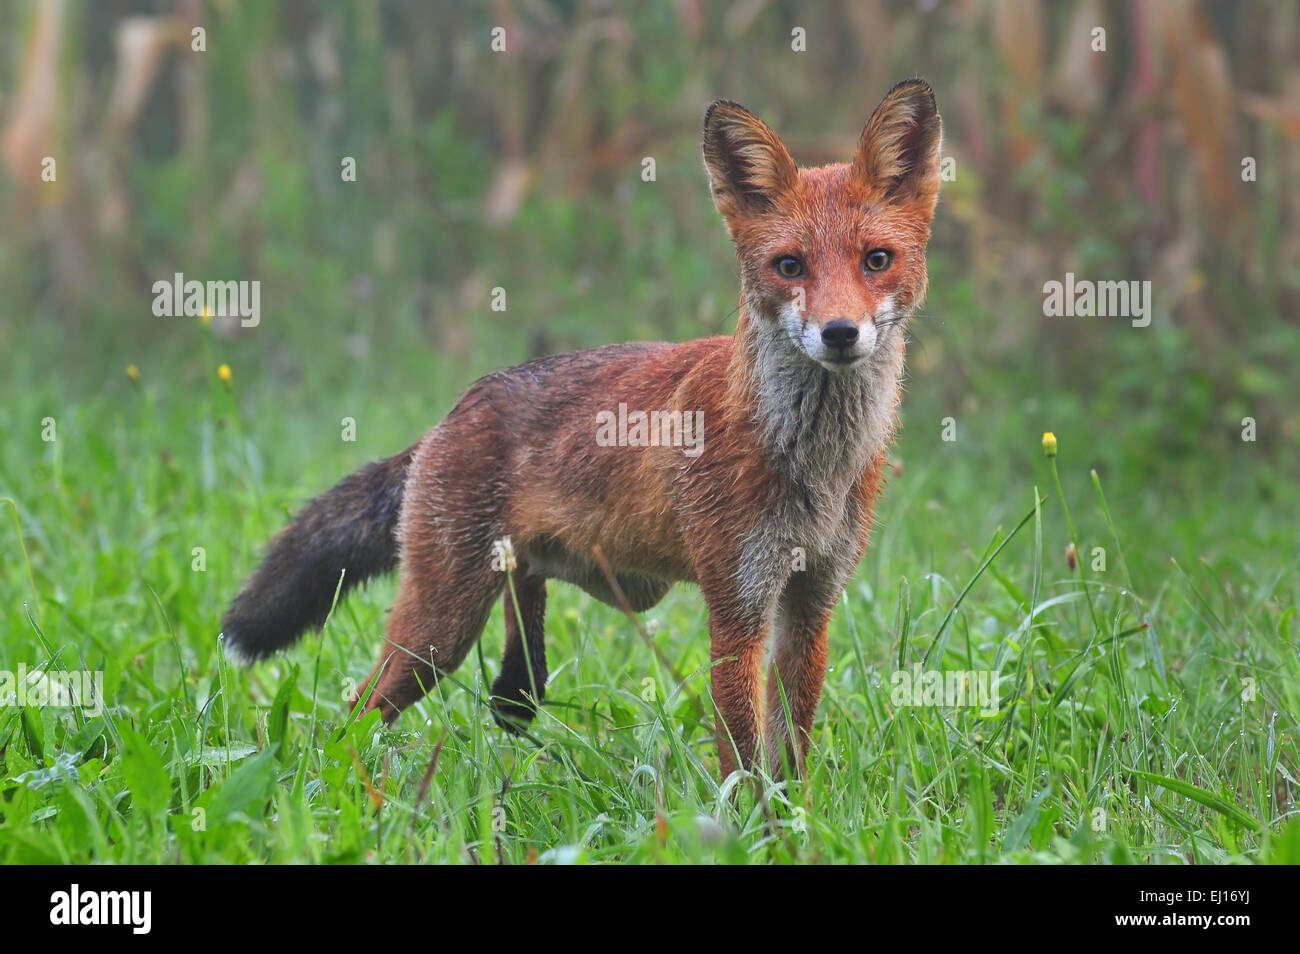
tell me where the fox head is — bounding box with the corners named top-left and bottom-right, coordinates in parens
top-left (703, 79), bottom-right (942, 373)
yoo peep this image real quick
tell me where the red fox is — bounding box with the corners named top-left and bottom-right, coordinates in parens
top-left (222, 79), bottom-right (942, 779)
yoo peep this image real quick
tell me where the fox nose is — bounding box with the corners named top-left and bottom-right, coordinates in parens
top-left (821, 319), bottom-right (859, 349)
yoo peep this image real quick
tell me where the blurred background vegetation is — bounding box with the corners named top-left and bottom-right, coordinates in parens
top-left (2, 0), bottom-right (1297, 575)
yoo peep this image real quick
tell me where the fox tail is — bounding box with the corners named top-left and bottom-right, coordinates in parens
top-left (221, 445), bottom-right (416, 661)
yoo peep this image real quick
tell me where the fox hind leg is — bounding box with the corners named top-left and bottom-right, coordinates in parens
top-left (491, 566), bottom-right (548, 732)
top-left (353, 554), bottom-right (503, 723)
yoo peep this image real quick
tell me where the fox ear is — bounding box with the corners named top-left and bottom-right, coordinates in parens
top-left (702, 101), bottom-right (797, 224)
top-left (851, 79), bottom-right (942, 208)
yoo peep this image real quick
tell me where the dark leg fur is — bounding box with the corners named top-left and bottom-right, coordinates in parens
top-left (491, 569), bottom-right (548, 732)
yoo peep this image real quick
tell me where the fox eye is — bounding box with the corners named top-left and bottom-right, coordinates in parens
top-left (774, 256), bottom-right (804, 278)
top-left (864, 249), bottom-right (892, 272)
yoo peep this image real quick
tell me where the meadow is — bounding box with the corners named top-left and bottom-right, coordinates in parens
top-left (2, 293), bottom-right (1296, 864)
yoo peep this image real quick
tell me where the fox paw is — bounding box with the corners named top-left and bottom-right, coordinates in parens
top-left (490, 683), bottom-right (542, 734)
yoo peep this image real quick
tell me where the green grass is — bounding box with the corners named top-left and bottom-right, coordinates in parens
top-left (1, 317), bottom-right (1297, 865)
